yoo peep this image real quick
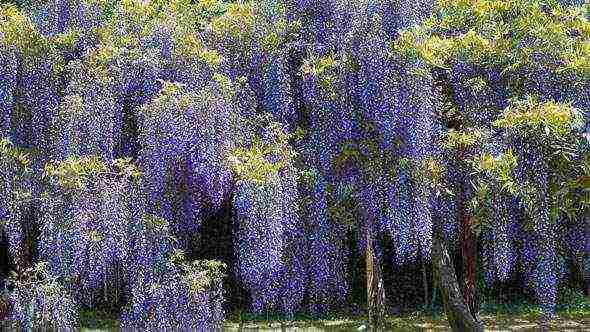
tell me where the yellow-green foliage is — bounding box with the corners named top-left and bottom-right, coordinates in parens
top-left (113, 157), bottom-right (142, 180)
top-left (392, 0), bottom-right (590, 77)
top-left (420, 156), bottom-right (447, 190)
top-left (301, 54), bottom-right (340, 98)
top-left (145, 79), bottom-right (232, 116)
top-left (0, 4), bottom-right (67, 74)
top-left (174, 31), bottom-right (224, 67)
top-left (209, 1), bottom-right (298, 54)
top-left (179, 258), bottom-right (227, 294)
top-left (0, 4), bottom-right (71, 75)
top-left (50, 28), bottom-right (80, 50)
top-left (83, 0), bottom-right (227, 76)
top-left (228, 139), bottom-right (284, 184)
top-left (471, 150), bottom-right (518, 194)
top-left (302, 54), bottom-right (339, 77)
top-left (228, 121), bottom-right (294, 184)
top-left (162, 80), bottom-right (186, 96)
top-left (44, 156), bottom-right (109, 190)
top-left (84, 0), bottom-right (154, 70)
top-left (493, 97), bottom-right (584, 138)
top-left (168, 248), bottom-right (227, 294)
top-left (44, 156), bottom-right (141, 190)
top-left (0, 138), bottom-right (30, 170)
top-left (38, 0), bottom-right (294, 78)
top-left (469, 181), bottom-right (494, 233)
top-left (0, 4), bottom-right (46, 54)
top-left (143, 213), bottom-right (170, 231)
top-left (142, 80), bottom-right (188, 115)
top-left (466, 76), bottom-right (487, 93)
top-left (212, 72), bottom-right (235, 97)
top-left (210, 2), bottom-right (256, 39)
top-left (332, 141), bottom-right (362, 170)
top-left (443, 128), bottom-right (484, 149)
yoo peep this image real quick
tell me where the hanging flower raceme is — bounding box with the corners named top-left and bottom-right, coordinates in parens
top-left (385, 158), bottom-right (420, 265)
top-left (283, 0), bottom-right (356, 46)
top-left (300, 50), bottom-right (362, 180)
top-left (299, 169), bottom-right (349, 315)
top-left (493, 97), bottom-right (586, 315)
top-left (227, 120), bottom-right (311, 315)
top-left (39, 156), bottom-right (141, 307)
top-left (138, 79), bottom-right (244, 251)
top-left (0, 43), bottom-right (17, 138)
top-left (120, 170), bottom-right (228, 329)
top-left (262, 50), bottom-right (299, 129)
top-left (51, 60), bottom-right (120, 161)
top-left (111, 48), bottom-right (164, 158)
top-left (470, 147), bottom-right (519, 284)
top-left (5, 262), bottom-right (79, 330)
top-left (235, 177), bottom-right (286, 314)
top-left (0, 138), bottom-right (34, 272)
top-left (38, 0), bottom-right (103, 37)
top-left (122, 251), bottom-right (226, 331)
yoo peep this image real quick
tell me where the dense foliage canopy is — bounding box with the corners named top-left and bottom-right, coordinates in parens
top-left (0, 0), bottom-right (588, 329)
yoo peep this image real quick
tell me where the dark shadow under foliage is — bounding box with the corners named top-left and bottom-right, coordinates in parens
top-left (194, 196), bottom-right (251, 313)
top-left (0, 233), bottom-right (10, 283)
top-left (381, 231), bottom-right (436, 312)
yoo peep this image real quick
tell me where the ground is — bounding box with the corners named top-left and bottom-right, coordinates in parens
top-left (222, 313), bottom-right (589, 331)
top-left (81, 302), bottom-right (590, 331)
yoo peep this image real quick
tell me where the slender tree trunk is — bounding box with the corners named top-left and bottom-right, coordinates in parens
top-left (460, 208), bottom-right (478, 316)
top-left (366, 227), bottom-right (386, 329)
top-left (432, 227), bottom-right (484, 332)
top-left (457, 149), bottom-right (479, 320)
top-left (0, 292), bottom-right (7, 322)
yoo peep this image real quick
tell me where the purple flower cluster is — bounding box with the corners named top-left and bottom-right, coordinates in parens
top-left (121, 216), bottom-right (226, 330)
top-left (0, 0), bottom-right (587, 325)
top-left (5, 262), bottom-right (79, 330)
top-left (52, 60), bottom-right (120, 161)
top-left (0, 47), bottom-right (18, 139)
top-left (38, 160), bottom-right (134, 307)
top-left (137, 80), bottom-right (242, 249)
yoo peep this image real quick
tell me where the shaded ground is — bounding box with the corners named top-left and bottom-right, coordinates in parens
top-left (222, 295), bottom-right (590, 331)
top-left (223, 314), bottom-right (589, 331)
top-left (80, 292), bottom-right (590, 331)
top-left (81, 310), bottom-right (590, 331)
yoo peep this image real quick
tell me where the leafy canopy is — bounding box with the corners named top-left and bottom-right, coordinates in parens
top-left (393, 0), bottom-right (590, 78)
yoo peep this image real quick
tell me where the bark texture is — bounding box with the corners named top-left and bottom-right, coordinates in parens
top-left (459, 201), bottom-right (478, 317)
top-left (456, 149), bottom-right (479, 319)
top-left (433, 228), bottom-right (484, 332)
top-left (366, 229), bottom-right (386, 329)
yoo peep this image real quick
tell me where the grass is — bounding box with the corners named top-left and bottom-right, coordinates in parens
top-left (223, 311), bottom-right (590, 331)
top-left (224, 294), bottom-right (590, 331)
top-left (79, 294), bottom-right (590, 331)
top-left (79, 309), bottom-right (119, 332)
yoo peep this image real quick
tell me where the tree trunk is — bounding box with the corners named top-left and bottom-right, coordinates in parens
top-left (0, 289), bottom-right (7, 322)
top-left (460, 210), bottom-right (478, 317)
top-left (457, 149), bottom-right (479, 320)
top-left (366, 228), bottom-right (386, 329)
top-left (432, 228), bottom-right (484, 332)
